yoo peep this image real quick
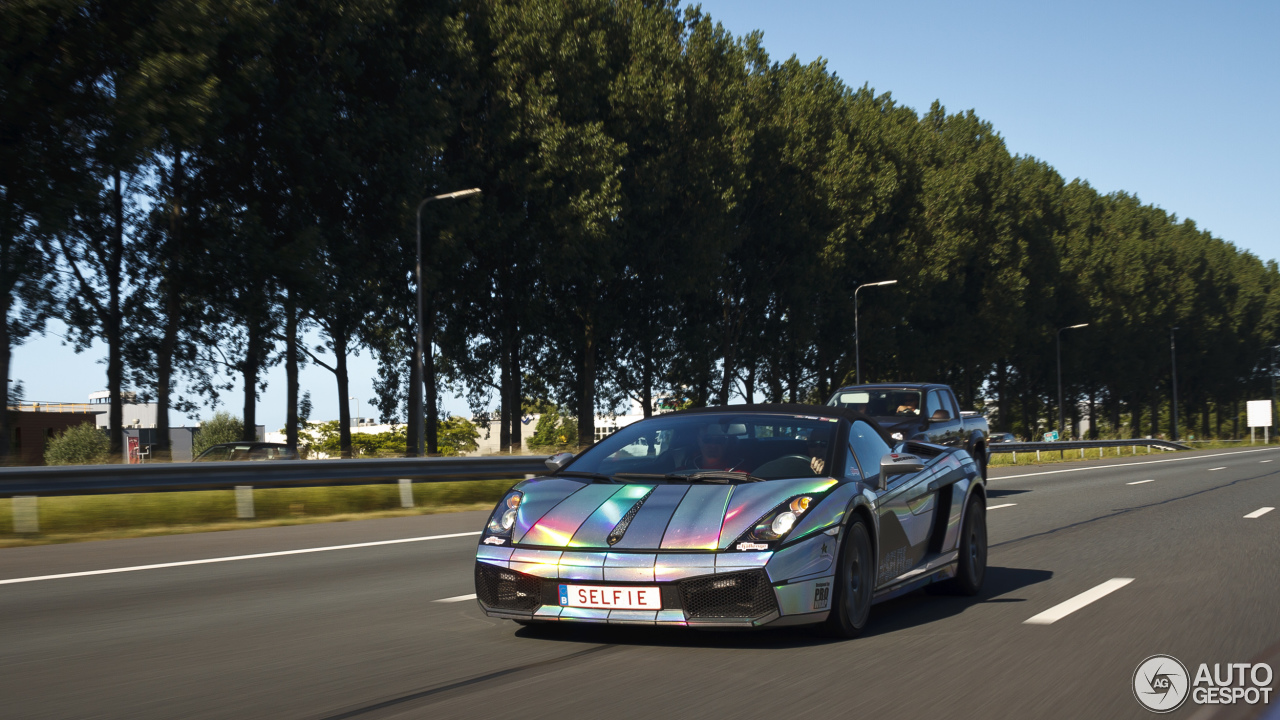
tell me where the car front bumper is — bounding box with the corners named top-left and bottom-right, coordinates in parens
top-left (473, 544), bottom-right (835, 628)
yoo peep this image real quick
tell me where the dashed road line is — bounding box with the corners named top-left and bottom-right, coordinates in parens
top-left (1208, 467), bottom-right (1227, 472)
top-left (1127, 479), bottom-right (1155, 485)
top-left (987, 503), bottom-right (1017, 510)
top-left (435, 594), bottom-right (478, 603)
top-left (1024, 578), bottom-right (1134, 625)
top-left (0, 531), bottom-right (484, 586)
top-left (1244, 507), bottom-right (1274, 519)
top-left (1261, 460), bottom-right (1273, 463)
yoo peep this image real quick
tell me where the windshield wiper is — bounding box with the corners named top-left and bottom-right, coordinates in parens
top-left (554, 470), bottom-right (623, 484)
top-left (664, 471), bottom-right (766, 484)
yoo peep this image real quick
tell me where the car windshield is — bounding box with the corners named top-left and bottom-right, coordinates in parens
top-left (829, 389), bottom-right (922, 419)
top-left (563, 412), bottom-right (840, 480)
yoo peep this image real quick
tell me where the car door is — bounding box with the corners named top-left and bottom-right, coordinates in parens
top-left (925, 389), bottom-right (962, 447)
top-left (845, 420), bottom-right (936, 587)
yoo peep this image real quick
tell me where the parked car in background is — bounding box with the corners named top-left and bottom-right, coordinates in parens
top-left (988, 432), bottom-right (1017, 443)
top-left (193, 442), bottom-right (298, 462)
top-left (827, 383), bottom-right (989, 478)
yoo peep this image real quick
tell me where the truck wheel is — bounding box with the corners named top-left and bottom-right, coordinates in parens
top-left (820, 516), bottom-right (874, 638)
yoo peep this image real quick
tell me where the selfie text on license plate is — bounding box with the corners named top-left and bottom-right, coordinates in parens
top-left (559, 584), bottom-right (662, 610)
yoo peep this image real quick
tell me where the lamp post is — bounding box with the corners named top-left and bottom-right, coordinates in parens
top-left (1170, 326), bottom-right (1180, 441)
top-left (1056, 323), bottom-right (1088, 438)
top-left (854, 280), bottom-right (898, 384)
top-left (349, 397), bottom-right (360, 428)
top-left (410, 188), bottom-right (481, 457)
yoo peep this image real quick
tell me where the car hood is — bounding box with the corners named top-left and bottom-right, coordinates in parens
top-left (509, 476), bottom-right (838, 551)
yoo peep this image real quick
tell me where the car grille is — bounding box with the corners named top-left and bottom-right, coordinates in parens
top-left (678, 570), bottom-right (777, 619)
top-left (474, 563), bottom-right (541, 612)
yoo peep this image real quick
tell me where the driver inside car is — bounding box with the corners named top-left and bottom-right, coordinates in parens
top-left (896, 396), bottom-right (920, 416)
top-left (683, 424), bottom-right (743, 471)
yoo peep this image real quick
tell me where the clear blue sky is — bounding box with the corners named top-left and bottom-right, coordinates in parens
top-left (12, 0), bottom-right (1278, 429)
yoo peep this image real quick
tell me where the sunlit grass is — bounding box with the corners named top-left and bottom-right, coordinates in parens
top-left (0, 479), bottom-right (517, 548)
top-left (987, 438), bottom-right (1270, 469)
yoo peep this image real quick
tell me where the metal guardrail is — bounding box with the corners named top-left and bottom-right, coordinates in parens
top-left (987, 438), bottom-right (1190, 454)
top-left (0, 437), bottom-right (1196, 498)
top-left (0, 455), bottom-right (552, 497)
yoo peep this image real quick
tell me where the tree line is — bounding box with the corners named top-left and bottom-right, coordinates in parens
top-left (4, 0), bottom-right (1277, 463)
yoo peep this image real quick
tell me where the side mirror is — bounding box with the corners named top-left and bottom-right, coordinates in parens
top-left (880, 452), bottom-right (925, 479)
top-left (545, 452), bottom-right (574, 472)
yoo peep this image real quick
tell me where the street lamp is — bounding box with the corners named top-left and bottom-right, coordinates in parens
top-left (854, 280), bottom-right (898, 384)
top-left (349, 397), bottom-right (360, 428)
top-left (1170, 326), bottom-right (1180, 441)
top-left (410, 188), bottom-right (481, 457)
top-left (1056, 323), bottom-right (1089, 438)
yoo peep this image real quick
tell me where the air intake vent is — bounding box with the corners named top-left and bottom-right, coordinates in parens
top-left (607, 487), bottom-right (654, 545)
top-left (678, 570), bottom-right (777, 619)
top-left (474, 563), bottom-right (541, 611)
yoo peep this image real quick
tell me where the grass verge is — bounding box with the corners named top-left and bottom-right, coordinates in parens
top-left (987, 439), bottom-right (1272, 469)
top-left (1, 479), bottom-right (517, 549)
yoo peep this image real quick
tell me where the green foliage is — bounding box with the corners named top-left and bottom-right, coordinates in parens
top-left (8, 0), bottom-right (1278, 457)
top-left (528, 413), bottom-right (580, 452)
top-left (192, 412), bottom-right (244, 457)
top-left (44, 423), bottom-right (111, 466)
top-left (437, 416), bottom-right (480, 456)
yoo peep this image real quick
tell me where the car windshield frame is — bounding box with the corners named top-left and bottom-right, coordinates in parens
top-left (829, 388), bottom-right (925, 421)
top-left (560, 412), bottom-right (842, 482)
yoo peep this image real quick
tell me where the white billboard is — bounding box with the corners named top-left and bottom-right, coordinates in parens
top-left (1246, 400), bottom-right (1272, 428)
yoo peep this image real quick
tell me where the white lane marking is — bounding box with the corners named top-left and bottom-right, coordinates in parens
top-left (1208, 467), bottom-right (1227, 471)
top-left (1127, 479), bottom-right (1155, 485)
top-left (995, 447), bottom-right (1280, 480)
top-left (987, 503), bottom-right (1017, 510)
top-left (1261, 460), bottom-right (1273, 463)
top-left (1244, 507), bottom-right (1275, 519)
top-left (1024, 578), bottom-right (1134, 625)
top-left (435, 594), bottom-right (478, 603)
top-left (0, 531), bottom-right (483, 586)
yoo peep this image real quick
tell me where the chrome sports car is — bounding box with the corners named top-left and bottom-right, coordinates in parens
top-left (474, 404), bottom-right (987, 637)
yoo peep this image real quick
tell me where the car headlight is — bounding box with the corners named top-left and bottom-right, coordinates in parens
top-left (486, 492), bottom-right (523, 535)
top-left (749, 495), bottom-right (813, 542)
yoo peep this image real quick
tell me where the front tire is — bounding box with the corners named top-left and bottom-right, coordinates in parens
top-left (821, 516), bottom-right (875, 638)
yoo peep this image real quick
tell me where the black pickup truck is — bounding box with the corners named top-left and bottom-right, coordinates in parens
top-left (827, 383), bottom-right (990, 478)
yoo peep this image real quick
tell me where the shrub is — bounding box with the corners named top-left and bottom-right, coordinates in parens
top-left (438, 415), bottom-right (480, 456)
top-left (44, 423), bottom-right (111, 466)
top-left (192, 412), bottom-right (245, 457)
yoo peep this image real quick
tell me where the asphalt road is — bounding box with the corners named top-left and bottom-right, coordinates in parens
top-left (3, 446), bottom-right (1279, 719)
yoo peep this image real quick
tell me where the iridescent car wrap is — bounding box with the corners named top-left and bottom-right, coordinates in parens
top-left (473, 404), bottom-right (986, 632)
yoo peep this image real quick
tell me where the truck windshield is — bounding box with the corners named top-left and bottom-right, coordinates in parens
top-left (564, 413), bottom-right (839, 481)
top-left (829, 389), bottom-right (923, 419)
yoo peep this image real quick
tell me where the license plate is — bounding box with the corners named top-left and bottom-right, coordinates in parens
top-left (559, 584), bottom-right (662, 610)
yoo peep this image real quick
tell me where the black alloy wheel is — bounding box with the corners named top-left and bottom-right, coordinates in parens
top-left (821, 516), bottom-right (874, 638)
top-left (937, 493), bottom-right (987, 595)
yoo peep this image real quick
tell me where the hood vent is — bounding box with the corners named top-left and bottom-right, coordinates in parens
top-left (607, 487), bottom-right (654, 545)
